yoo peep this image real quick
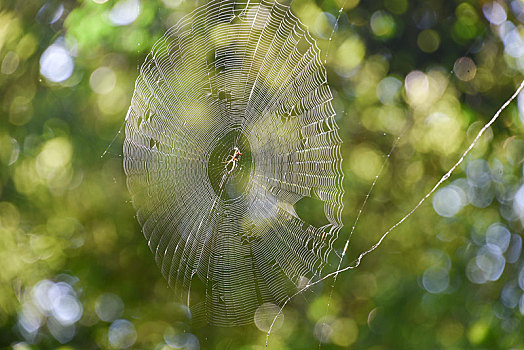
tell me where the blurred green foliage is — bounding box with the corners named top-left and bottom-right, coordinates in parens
top-left (2, 0), bottom-right (524, 349)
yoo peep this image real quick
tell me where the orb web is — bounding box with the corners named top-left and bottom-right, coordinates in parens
top-left (123, 0), bottom-right (344, 326)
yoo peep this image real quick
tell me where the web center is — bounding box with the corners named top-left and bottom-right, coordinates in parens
top-left (208, 131), bottom-right (251, 200)
top-left (225, 147), bottom-right (243, 174)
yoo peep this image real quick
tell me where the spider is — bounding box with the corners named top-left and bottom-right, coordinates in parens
top-left (224, 147), bottom-right (242, 174)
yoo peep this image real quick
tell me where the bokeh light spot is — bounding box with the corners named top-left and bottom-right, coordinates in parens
top-left (330, 318), bottom-right (358, 346)
top-left (314, 12), bottom-right (336, 39)
top-left (456, 3), bottom-right (479, 25)
top-left (18, 303), bottom-right (43, 335)
top-left (417, 29), bottom-right (440, 53)
top-left (513, 184), bottom-right (524, 219)
top-left (466, 159), bottom-right (491, 187)
top-left (376, 76), bottom-right (402, 105)
top-left (384, 0), bottom-right (407, 14)
top-left (16, 33), bottom-right (38, 60)
top-left (164, 323), bottom-right (193, 348)
top-left (485, 223), bottom-right (511, 254)
top-left (370, 11), bottom-right (396, 38)
top-left (9, 96), bottom-right (33, 126)
top-left (95, 293), bottom-right (125, 322)
top-left (36, 2), bottom-right (64, 24)
top-left (432, 185), bottom-right (467, 217)
top-left (501, 282), bottom-right (520, 308)
top-left (499, 21), bottom-right (524, 58)
top-left (475, 246), bottom-right (506, 282)
top-left (52, 294), bottom-right (83, 326)
top-left (18, 278), bottom-right (84, 344)
top-left (468, 319), bottom-right (490, 345)
top-left (404, 70), bottom-right (429, 105)
top-left (506, 234), bottom-right (522, 264)
top-left (422, 266), bottom-right (450, 293)
top-left (454, 57), bottom-right (477, 81)
top-left (47, 317), bottom-right (76, 343)
top-left (35, 137), bottom-right (73, 180)
top-left (109, 0), bottom-right (140, 26)
top-left (1, 51), bottom-right (20, 75)
top-left (349, 146), bottom-right (382, 181)
top-left (254, 302), bottom-right (283, 332)
top-left (90, 66), bottom-right (117, 94)
top-left (108, 319), bottom-right (137, 349)
top-left (39, 41), bottom-right (74, 83)
top-left (483, 2), bottom-right (507, 25)
top-left (314, 317), bottom-right (333, 343)
top-left (334, 36), bottom-right (365, 76)
top-left (518, 266), bottom-right (524, 290)
top-left (517, 90), bottom-right (524, 124)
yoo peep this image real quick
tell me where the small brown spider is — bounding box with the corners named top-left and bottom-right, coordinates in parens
top-left (224, 147), bottom-right (242, 174)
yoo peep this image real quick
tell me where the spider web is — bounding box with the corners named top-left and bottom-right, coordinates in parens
top-left (123, 0), bottom-right (344, 326)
